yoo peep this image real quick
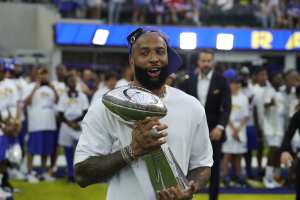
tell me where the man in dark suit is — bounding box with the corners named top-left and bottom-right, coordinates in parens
top-left (179, 50), bottom-right (231, 200)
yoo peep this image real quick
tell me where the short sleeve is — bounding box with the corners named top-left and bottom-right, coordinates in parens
top-left (189, 106), bottom-right (213, 170)
top-left (74, 99), bottom-right (113, 164)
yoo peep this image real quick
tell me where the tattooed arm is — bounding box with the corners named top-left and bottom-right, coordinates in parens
top-left (187, 167), bottom-right (211, 191)
top-left (74, 151), bottom-right (127, 188)
top-left (75, 117), bottom-right (168, 188)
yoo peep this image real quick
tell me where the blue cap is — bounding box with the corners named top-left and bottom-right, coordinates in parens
top-left (127, 27), bottom-right (183, 75)
top-left (223, 68), bottom-right (240, 82)
top-left (2, 59), bottom-right (15, 72)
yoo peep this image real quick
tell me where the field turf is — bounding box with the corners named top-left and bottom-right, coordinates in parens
top-left (12, 180), bottom-right (295, 200)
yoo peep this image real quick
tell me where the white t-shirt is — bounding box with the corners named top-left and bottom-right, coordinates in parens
top-left (116, 79), bottom-right (129, 88)
top-left (0, 80), bottom-right (18, 136)
top-left (91, 86), bottom-right (109, 105)
top-left (57, 91), bottom-right (89, 141)
top-left (226, 91), bottom-right (249, 143)
top-left (25, 83), bottom-right (57, 132)
top-left (57, 91), bottom-right (89, 122)
top-left (0, 79), bottom-right (19, 119)
top-left (75, 86), bottom-right (213, 200)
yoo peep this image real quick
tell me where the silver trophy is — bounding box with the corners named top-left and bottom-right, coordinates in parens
top-left (102, 85), bottom-right (189, 193)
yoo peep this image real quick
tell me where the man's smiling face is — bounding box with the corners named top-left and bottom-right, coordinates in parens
top-left (130, 32), bottom-right (169, 90)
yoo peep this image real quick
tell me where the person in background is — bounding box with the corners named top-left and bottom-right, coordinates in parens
top-left (282, 70), bottom-right (299, 130)
top-left (82, 69), bottom-right (98, 101)
top-left (239, 66), bottom-right (257, 179)
top-left (52, 64), bottom-right (67, 97)
top-left (86, 0), bottom-right (102, 19)
top-left (24, 67), bottom-right (58, 183)
top-left (256, 0), bottom-right (280, 28)
top-left (1, 60), bottom-right (24, 186)
top-left (164, 0), bottom-right (184, 24)
top-left (254, 71), bottom-right (285, 188)
top-left (165, 73), bottom-right (177, 86)
top-left (252, 67), bottom-right (268, 180)
top-left (116, 64), bottom-right (133, 87)
top-left (287, 0), bottom-right (300, 28)
top-left (0, 61), bottom-right (21, 199)
top-left (91, 71), bottom-right (117, 105)
top-left (132, 0), bottom-right (149, 24)
top-left (57, 74), bottom-right (89, 183)
top-left (108, 0), bottom-right (125, 24)
top-left (149, 0), bottom-right (166, 24)
top-left (182, 0), bottom-right (201, 25)
top-left (179, 49), bottom-right (231, 200)
top-left (49, 64), bottom-right (68, 177)
top-left (222, 69), bottom-right (249, 188)
top-left (280, 88), bottom-right (300, 200)
top-left (11, 60), bottom-right (29, 161)
top-left (289, 86), bottom-right (300, 124)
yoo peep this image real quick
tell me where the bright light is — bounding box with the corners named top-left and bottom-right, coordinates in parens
top-left (92, 29), bottom-right (110, 45)
top-left (180, 32), bottom-right (197, 50)
top-left (216, 33), bottom-right (234, 50)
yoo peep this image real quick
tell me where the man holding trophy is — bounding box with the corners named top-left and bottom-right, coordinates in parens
top-left (74, 28), bottom-right (213, 200)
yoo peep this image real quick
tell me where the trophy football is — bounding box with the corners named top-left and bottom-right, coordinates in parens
top-left (102, 85), bottom-right (189, 192)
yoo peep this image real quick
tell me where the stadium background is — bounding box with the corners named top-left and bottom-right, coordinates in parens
top-left (0, 0), bottom-right (299, 199)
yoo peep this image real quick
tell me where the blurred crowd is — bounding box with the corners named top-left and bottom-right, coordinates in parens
top-left (1, 0), bottom-right (300, 28)
top-left (0, 55), bottom-right (300, 199)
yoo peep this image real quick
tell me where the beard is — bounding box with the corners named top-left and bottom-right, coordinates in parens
top-left (134, 64), bottom-right (168, 91)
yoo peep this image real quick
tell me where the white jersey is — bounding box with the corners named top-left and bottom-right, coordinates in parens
top-left (223, 91), bottom-right (249, 154)
top-left (58, 91), bottom-right (89, 146)
top-left (25, 83), bottom-right (57, 132)
top-left (75, 86), bottom-right (213, 200)
top-left (0, 80), bottom-right (18, 136)
top-left (0, 79), bottom-right (19, 119)
top-left (263, 88), bottom-right (285, 137)
top-left (254, 84), bottom-right (285, 146)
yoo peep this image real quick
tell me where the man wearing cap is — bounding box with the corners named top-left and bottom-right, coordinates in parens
top-left (74, 28), bottom-right (213, 200)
